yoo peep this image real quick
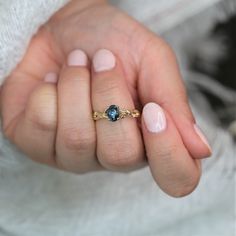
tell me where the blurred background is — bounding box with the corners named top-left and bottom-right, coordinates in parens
top-left (0, 0), bottom-right (235, 235)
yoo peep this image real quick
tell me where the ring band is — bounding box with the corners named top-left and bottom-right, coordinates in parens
top-left (93, 105), bottom-right (140, 122)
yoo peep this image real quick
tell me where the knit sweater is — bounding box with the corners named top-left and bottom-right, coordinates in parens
top-left (0, 1), bottom-right (235, 236)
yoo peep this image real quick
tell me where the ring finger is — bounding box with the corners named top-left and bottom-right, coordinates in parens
top-left (91, 49), bottom-right (145, 171)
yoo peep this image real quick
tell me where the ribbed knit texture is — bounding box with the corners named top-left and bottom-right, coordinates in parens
top-left (0, 0), bottom-right (69, 84)
top-left (0, 1), bottom-right (234, 236)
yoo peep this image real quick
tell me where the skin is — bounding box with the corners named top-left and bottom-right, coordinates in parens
top-left (0, 0), bottom-right (211, 197)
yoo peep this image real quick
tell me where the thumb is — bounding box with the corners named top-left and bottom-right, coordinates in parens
top-left (138, 38), bottom-right (212, 159)
top-left (141, 102), bottom-right (201, 197)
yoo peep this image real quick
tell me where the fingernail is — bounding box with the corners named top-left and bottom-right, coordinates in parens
top-left (143, 102), bottom-right (167, 133)
top-left (194, 124), bottom-right (212, 154)
top-left (44, 73), bottom-right (58, 83)
top-left (93, 49), bottom-right (116, 72)
top-left (68, 49), bottom-right (88, 66)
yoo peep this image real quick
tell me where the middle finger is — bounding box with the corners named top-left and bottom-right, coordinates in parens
top-left (56, 49), bottom-right (101, 173)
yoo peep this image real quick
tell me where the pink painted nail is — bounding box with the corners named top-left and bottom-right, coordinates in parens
top-left (194, 124), bottom-right (212, 154)
top-left (143, 102), bottom-right (167, 133)
top-left (93, 49), bottom-right (116, 72)
top-left (68, 49), bottom-right (88, 66)
top-left (44, 73), bottom-right (58, 83)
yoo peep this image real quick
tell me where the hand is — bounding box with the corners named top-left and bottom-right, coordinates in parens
top-left (0, 0), bottom-right (211, 197)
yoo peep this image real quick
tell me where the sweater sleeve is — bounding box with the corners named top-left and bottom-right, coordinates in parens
top-left (0, 0), bottom-right (69, 85)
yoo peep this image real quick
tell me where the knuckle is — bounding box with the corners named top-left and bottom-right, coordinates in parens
top-left (62, 127), bottom-right (95, 152)
top-left (100, 141), bottom-right (140, 169)
top-left (157, 39), bottom-right (176, 62)
top-left (160, 88), bottom-right (194, 123)
top-left (95, 77), bottom-right (121, 98)
top-left (27, 109), bottom-right (57, 131)
top-left (151, 144), bottom-right (178, 161)
top-left (26, 86), bottom-right (57, 131)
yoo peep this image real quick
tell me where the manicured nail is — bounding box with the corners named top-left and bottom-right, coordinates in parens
top-left (143, 102), bottom-right (167, 133)
top-left (93, 49), bottom-right (116, 72)
top-left (194, 124), bottom-right (212, 154)
top-left (44, 73), bottom-right (58, 83)
top-left (68, 49), bottom-right (88, 66)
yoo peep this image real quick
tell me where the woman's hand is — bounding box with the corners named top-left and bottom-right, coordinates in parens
top-left (0, 0), bottom-right (211, 197)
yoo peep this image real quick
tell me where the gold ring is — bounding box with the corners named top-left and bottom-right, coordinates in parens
top-left (93, 105), bottom-right (140, 122)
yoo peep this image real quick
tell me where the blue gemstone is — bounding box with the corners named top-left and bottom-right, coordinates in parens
top-left (105, 105), bottom-right (120, 122)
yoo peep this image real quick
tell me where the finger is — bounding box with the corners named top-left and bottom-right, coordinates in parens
top-left (56, 49), bottom-right (101, 173)
top-left (138, 37), bottom-right (212, 159)
top-left (2, 74), bottom-right (58, 166)
top-left (92, 49), bottom-right (145, 171)
top-left (142, 102), bottom-right (201, 197)
top-left (0, 33), bottom-right (61, 167)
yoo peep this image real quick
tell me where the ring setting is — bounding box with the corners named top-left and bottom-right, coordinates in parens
top-left (93, 105), bottom-right (140, 122)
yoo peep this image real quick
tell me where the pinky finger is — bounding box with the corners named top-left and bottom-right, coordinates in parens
top-left (9, 73), bottom-right (58, 166)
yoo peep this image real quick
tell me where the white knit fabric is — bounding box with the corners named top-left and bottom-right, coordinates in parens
top-left (0, 1), bottom-right (235, 236)
top-left (0, 0), bottom-right (69, 84)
